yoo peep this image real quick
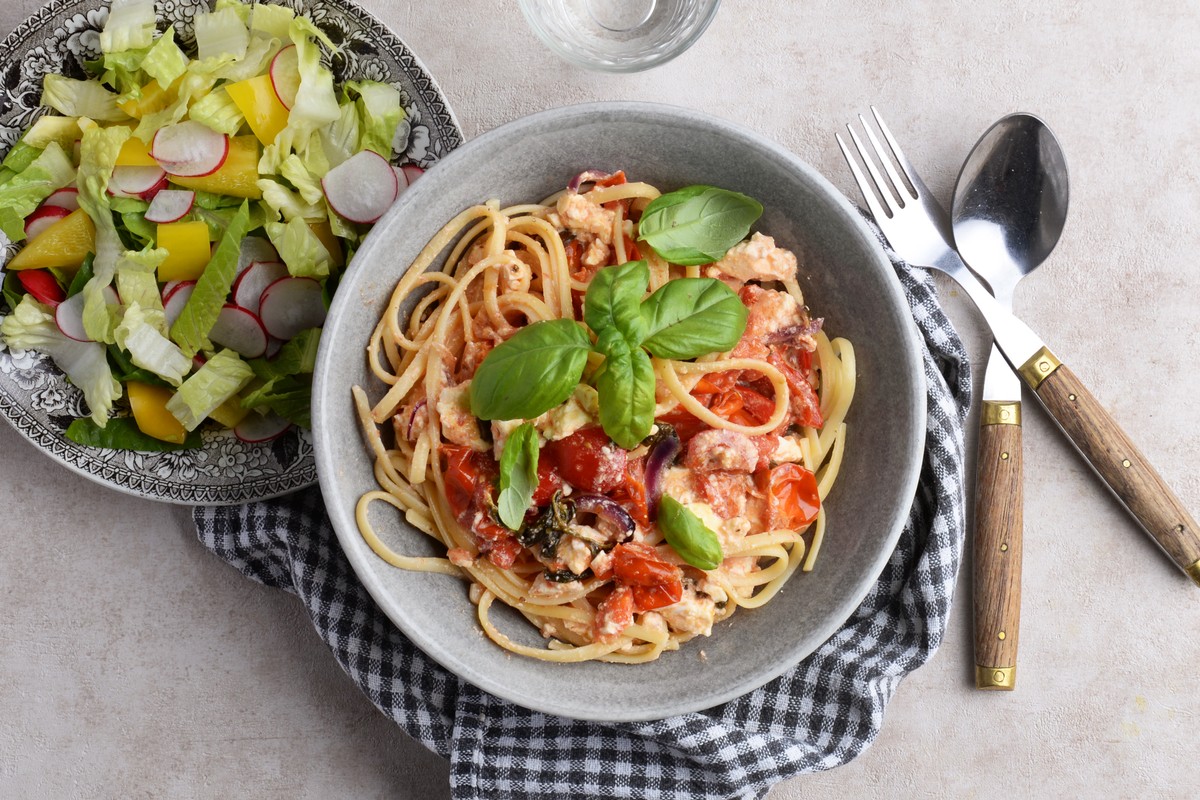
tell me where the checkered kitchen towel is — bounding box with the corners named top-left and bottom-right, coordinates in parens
top-left (193, 250), bottom-right (971, 800)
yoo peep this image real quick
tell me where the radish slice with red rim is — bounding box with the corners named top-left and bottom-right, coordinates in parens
top-left (152, 121), bottom-right (229, 177)
top-left (208, 304), bottom-right (268, 359)
top-left (144, 189), bottom-right (195, 223)
top-left (401, 164), bottom-right (425, 185)
top-left (269, 45), bottom-right (300, 109)
top-left (265, 336), bottom-right (284, 359)
top-left (161, 280), bottom-right (182, 302)
top-left (24, 205), bottom-right (70, 240)
top-left (17, 270), bottom-right (65, 307)
top-left (258, 276), bottom-right (327, 340)
top-left (164, 282), bottom-right (195, 327)
top-left (43, 187), bottom-right (80, 211)
top-left (54, 293), bottom-right (91, 342)
top-left (234, 411), bottom-right (292, 443)
top-left (322, 150), bottom-right (398, 224)
top-left (110, 165), bottom-right (168, 199)
top-left (232, 260), bottom-right (288, 315)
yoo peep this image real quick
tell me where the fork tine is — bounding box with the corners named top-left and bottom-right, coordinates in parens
top-left (870, 106), bottom-right (925, 198)
top-left (835, 132), bottom-right (889, 221)
top-left (859, 114), bottom-right (911, 203)
top-left (846, 123), bottom-right (902, 214)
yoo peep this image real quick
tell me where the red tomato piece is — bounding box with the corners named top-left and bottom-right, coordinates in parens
top-left (694, 371), bottom-right (739, 394)
top-left (531, 459), bottom-right (563, 506)
top-left (761, 463), bottom-right (821, 530)
top-left (593, 584), bottom-right (635, 643)
top-left (595, 170), bottom-right (627, 188)
top-left (609, 457), bottom-right (649, 528)
top-left (486, 537), bottom-right (523, 569)
top-left (632, 583), bottom-right (681, 612)
top-left (543, 426), bottom-right (628, 493)
top-left (612, 542), bottom-right (683, 589)
top-left (656, 407), bottom-right (708, 443)
top-left (768, 349), bottom-right (823, 429)
top-left (441, 445), bottom-right (478, 520)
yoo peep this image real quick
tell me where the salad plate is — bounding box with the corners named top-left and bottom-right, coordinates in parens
top-left (0, 0), bottom-right (463, 505)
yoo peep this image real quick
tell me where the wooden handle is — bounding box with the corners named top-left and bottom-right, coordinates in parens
top-left (1029, 356), bottom-right (1200, 584)
top-left (973, 402), bottom-right (1022, 690)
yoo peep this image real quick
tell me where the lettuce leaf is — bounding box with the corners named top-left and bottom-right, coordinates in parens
top-left (0, 141), bottom-right (75, 242)
top-left (319, 100), bottom-right (359, 168)
top-left (21, 116), bottom-right (82, 151)
top-left (42, 76), bottom-right (130, 122)
top-left (99, 0), bottom-right (156, 55)
top-left (194, 5), bottom-right (249, 61)
top-left (248, 328), bottom-right (320, 382)
top-left (346, 80), bottom-right (404, 159)
top-left (141, 26), bottom-right (189, 88)
top-left (240, 373), bottom-right (310, 427)
top-left (188, 87), bottom-right (246, 137)
top-left (257, 178), bottom-right (323, 221)
top-left (133, 68), bottom-right (216, 142)
top-left (65, 416), bottom-right (201, 451)
top-left (248, 3), bottom-right (296, 41)
top-left (276, 16), bottom-right (339, 155)
top-left (279, 153), bottom-right (324, 205)
top-left (114, 302), bottom-right (191, 386)
top-left (1, 296), bottom-right (121, 426)
top-left (264, 216), bottom-right (331, 278)
top-left (166, 348), bottom-right (254, 430)
top-left (169, 201), bottom-right (252, 356)
top-left (114, 246), bottom-right (169, 324)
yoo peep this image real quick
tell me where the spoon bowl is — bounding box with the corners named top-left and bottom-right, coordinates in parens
top-left (952, 114), bottom-right (1069, 300)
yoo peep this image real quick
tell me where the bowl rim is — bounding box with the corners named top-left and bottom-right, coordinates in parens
top-left (313, 101), bottom-right (928, 720)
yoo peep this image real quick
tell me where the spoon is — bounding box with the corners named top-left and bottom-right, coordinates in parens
top-left (952, 113), bottom-right (1069, 691)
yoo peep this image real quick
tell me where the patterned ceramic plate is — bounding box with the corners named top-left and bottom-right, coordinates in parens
top-left (0, 0), bottom-right (463, 505)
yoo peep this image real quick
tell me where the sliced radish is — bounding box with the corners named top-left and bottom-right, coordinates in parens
top-left (269, 45), bottom-right (300, 109)
top-left (235, 411), bottom-right (292, 443)
top-left (322, 150), bottom-right (398, 224)
top-left (110, 165), bottom-right (168, 199)
top-left (232, 260), bottom-right (288, 315)
top-left (258, 277), bottom-right (326, 340)
top-left (265, 336), bottom-right (284, 359)
top-left (54, 293), bottom-right (90, 341)
top-left (238, 236), bottom-right (279, 273)
top-left (209, 304), bottom-right (268, 358)
top-left (43, 187), bottom-right (80, 211)
top-left (152, 121), bottom-right (229, 178)
top-left (17, 270), bottom-right (65, 307)
top-left (144, 189), bottom-right (195, 223)
top-left (161, 280), bottom-right (182, 302)
top-left (392, 165), bottom-right (410, 192)
top-left (102, 285), bottom-right (120, 305)
top-left (24, 205), bottom-right (71, 240)
top-left (164, 282), bottom-right (195, 327)
top-left (401, 164), bottom-right (425, 185)
top-left (192, 353), bottom-right (207, 369)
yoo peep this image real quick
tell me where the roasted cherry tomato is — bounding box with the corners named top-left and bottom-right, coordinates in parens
top-left (760, 463), bottom-right (821, 530)
top-left (612, 542), bottom-right (683, 612)
top-left (440, 445), bottom-right (517, 561)
top-left (543, 426), bottom-right (627, 493)
top-left (768, 348), bottom-right (823, 429)
top-left (441, 445), bottom-right (479, 520)
top-left (610, 457), bottom-right (649, 528)
top-left (531, 458), bottom-right (563, 506)
top-left (593, 583), bottom-right (635, 643)
top-left (656, 407), bottom-right (709, 443)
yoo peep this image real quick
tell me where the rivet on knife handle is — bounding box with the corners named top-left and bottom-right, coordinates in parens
top-left (1020, 348), bottom-right (1200, 584)
top-left (974, 401), bottom-right (1023, 690)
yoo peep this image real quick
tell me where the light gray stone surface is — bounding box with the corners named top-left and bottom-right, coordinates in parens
top-left (2, 1), bottom-right (1198, 797)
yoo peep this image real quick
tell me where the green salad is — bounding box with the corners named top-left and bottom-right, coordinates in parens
top-left (0, 0), bottom-right (416, 450)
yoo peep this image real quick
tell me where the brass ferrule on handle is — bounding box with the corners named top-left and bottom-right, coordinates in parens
top-left (982, 400), bottom-right (1021, 427)
top-left (1187, 559), bottom-right (1200, 588)
top-left (975, 666), bottom-right (1016, 691)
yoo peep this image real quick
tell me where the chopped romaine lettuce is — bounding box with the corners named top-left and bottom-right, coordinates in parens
top-left (99, 0), bottom-right (157, 54)
top-left (141, 26), bottom-right (189, 87)
top-left (169, 201), bottom-right (252, 356)
top-left (194, 6), bottom-right (249, 62)
top-left (346, 80), bottom-right (404, 159)
top-left (265, 216), bottom-right (332, 278)
top-left (188, 88), bottom-right (246, 136)
top-left (0, 141), bottom-right (75, 241)
top-left (114, 302), bottom-right (191, 386)
top-left (1, 296), bottom-right (121, 426)
top-left (166, 348), bottom-right (254, 430)
top-left (65, 416), bottom-right (201, 451)
top-left (41, 76), bottom-right (130, 122)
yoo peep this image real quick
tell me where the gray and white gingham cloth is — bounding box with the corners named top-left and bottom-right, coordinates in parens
top-left (193, 249), bottom-right (971, 800)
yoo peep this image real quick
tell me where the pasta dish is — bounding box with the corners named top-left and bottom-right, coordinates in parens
top-left (353, 170), bottom-right (855, 663)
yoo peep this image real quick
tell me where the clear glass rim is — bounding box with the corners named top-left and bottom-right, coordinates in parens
top-left (516, 0), bottom-right (722, 74)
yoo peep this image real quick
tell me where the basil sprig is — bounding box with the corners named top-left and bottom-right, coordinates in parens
top-left (497, 422), bottom-right (540, 530)
top-left (468, 257), bottom-right (749, 449)
top-left (469, 318), bottom-right (592, 421)
top-left (637, 185), bottom-right (763, 266)
top-left (657, 495), bottom-right (724, 570)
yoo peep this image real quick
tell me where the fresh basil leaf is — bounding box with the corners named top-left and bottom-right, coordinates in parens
top-left (497, 422), bottom-right (539, 530)
top-left (639, 277), bottom-right (748, 360)
top-left (64, 416), bottom-right (202, 451)
top-left (469, 319), bottom-right (592, 421)
top-left (657, 494), bottom-right (724, 570)
top-left (637, 185), bottom-right (763, 266)
top-left (583, 260), bottom-right (648, 345)
top-left (594, 328), bottom-right (656, 450)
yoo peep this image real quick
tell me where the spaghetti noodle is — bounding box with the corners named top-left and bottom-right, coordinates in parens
top-left (353, 171), bottom-right (856, 663)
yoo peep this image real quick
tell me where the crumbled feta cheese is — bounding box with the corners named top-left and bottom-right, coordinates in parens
top-left (556, 191), bottom-right (615, 242)
top-left (713, 232), bottom-right (798, 283)
top-left (658, 585), bottom-right (717, 637)
top-left (437, 381), bottom-right (488, 451)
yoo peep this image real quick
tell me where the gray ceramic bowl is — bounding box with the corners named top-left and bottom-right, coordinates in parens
top-left (313, 102), bottom-right (927, 721)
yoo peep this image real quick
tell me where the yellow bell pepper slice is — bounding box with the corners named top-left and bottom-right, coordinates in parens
top-left (117, 79), bottom-right (173, 119)
top-left (6, 208), bottom-right (95, 271)
top-left (115, 135), bottom-right (158, 166)
top-left (170, 135), bottom-right (262, 199)
top-left (128, 381), bottom-right (189, 444)
top-left (157, 220), bottom-right (212, 282)
top-left (224, 75), bottom-right (289, 146)
top-left (208, 394), bottom-right (251, 428)
top-left (309, 220), bottom-right (344, 268)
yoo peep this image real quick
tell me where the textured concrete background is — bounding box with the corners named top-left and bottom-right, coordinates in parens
top-left (3, 1), bottom-right (1200, 798)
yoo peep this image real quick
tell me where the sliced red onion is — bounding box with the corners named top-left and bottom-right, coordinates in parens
top-left (406, 398), bottom-right (428, 440)
top-left (644, 426), bottom-right (682, 520)
top-left (573, 494), bottom-right (635, 541)
top-left (567, 169), bottom-right (612, 193)
top-left (765, 317), bottom-right (824, 345)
